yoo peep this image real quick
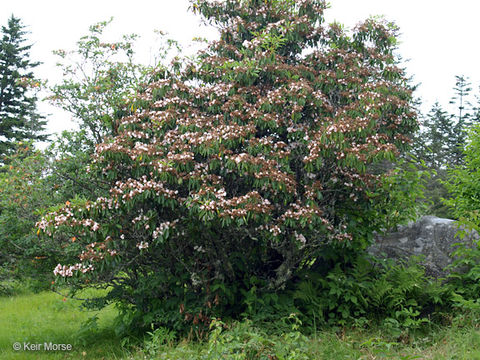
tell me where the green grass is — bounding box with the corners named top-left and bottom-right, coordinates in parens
top-left (2, 287), bottom-right (480, 359)
top-left (0, 287), bottom-right (124, 359)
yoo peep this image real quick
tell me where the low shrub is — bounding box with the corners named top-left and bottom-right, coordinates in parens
top-left (291, 254), bottom-right (450, 335)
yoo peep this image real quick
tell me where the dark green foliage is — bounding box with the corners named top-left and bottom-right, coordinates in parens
top-left (0, 132), bottom-right (108, 290)
top-left (367, 157), bottom-right (429, 232)
top-left (447, 240), bottom-right (480, 306)
top-left (431, 121), bottom-right (480, 316)
top-left (215, 251), bottom-right (452, 336)
top-left (44, 130), bottom-right (109, 201)
top-left (416, 104), bottom-right (456, 169)
top-left (0, 145), bottom-right (60, 288)
top-left (292, 255), bottom-right (450, 334)
top-left (411, 104), bottom-right (456, 217)
top-left (0, 15), bottom-right (47, 158)
top-left (440, 212), bottom-right (480, 316)
top-left (444, 123), bottom-right (480, 220)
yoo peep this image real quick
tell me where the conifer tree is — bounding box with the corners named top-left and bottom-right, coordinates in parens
top-left (412, 77), bottom-right (476, 217)
top-left (450, 75), bottom-right (472, 165)
top-left (474, 89), bottom-right (480, 124)
top-left (414, 103), bottom-right (455, 217)
top-left (0, 15), bottom-right (47, 158)
top-left (420, 103), bottom-right (455, 169)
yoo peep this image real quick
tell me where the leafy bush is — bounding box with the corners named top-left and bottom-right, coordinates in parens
top-left (442, 123), bottom-right (480, 310)
top-left (38, 0), bottom-right (419, 335)
top-left (0, 135), bottom-right (110, 290)
top-left (368, 157), bottom-right (429, 233)
top-left (293, 255), bottom-right (449, 334)
top-left (441, 213), bottom-right (480, 313)
top-left (0, 145), bottom-right (58, 288)
top-left (444, 123), bottom-right (480, 221)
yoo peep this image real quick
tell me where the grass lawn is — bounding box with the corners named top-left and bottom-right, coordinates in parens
top-left (0, 287), bottom-right (123, 359)
top-left (2, 286), bottom-right (480, 359)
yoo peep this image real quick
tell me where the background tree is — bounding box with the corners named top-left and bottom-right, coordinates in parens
top-left (411, 103), bottom-right (455, 217)
top-left (38, 0), bottom-right (419, 335)
top-left (449, 75), bottom-right (473, 165)
top-left (0, 15), bottom-right (47, 158)
top-left (48, 18), bottom-right (180, 146)
top-left (471, 83), bottom-right (480, 124)
top-left (47, 19), bottom-right (180, 203)
top-left (410, 76), bottom-right (478, 218)
top-left (421, 103), bottom-right (456, 169)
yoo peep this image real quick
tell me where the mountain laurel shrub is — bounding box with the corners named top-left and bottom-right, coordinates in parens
top-left (37, 0), bottom-right (418, 334)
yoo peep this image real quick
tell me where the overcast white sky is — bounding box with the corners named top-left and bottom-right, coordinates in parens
top-left (2, 0), bottom-right (480, 141)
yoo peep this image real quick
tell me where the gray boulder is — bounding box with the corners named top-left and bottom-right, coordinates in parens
top-left (369, 216), bottom-right (479, 278)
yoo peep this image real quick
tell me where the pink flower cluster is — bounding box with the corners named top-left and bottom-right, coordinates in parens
top-left (152, 220), bottom-right (178, 239)
top-left (137, 241), bottom-right (149, 250)
top-left (110, 175), bottom-right (179, 201)
top-left (36, 204), bottom-right (100, 234)
top-left (53, 263), bottom-right (94, 277)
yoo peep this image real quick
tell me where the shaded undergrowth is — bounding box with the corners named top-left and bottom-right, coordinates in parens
top-left (1, 284), bottom-right (480, 359)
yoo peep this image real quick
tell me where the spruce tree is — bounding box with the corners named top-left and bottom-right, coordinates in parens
top-left (0, 15), bottom-right (47, 158)
top-left (414, 103), bottom-right (455, 217)
top-left (449, 75), bottom-right (472, 165)
top-left (421, 103), bottom-right (455, 169)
